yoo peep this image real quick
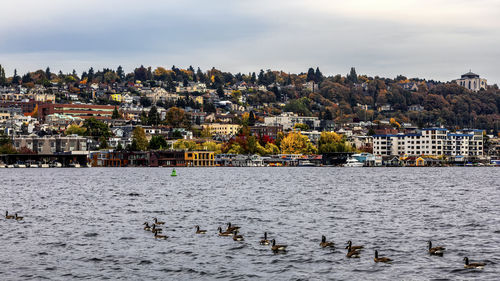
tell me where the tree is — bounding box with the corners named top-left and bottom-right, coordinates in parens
top-left (12, 69), bottom-right (20, 85)
top-left (317, 131), bottom-right (353, 153)
top-left (0, 143), bottom-right (17, 154)
top-left (117, 65), bottom-right (125, 81)
top-left (347, 67), bottom-right (358, 83)
top-left (306, 67), bottom-right (315, 82)
top-left (131, 126), bottom-right (148, 151)
top-left (149, 135), bottom-right (168, 150)
top-left (99, 136), bottom-right (109, 149)
top-left (280, 131), bottom-right (317, 154)
top-left (45, 67), bottom-right (51, 80)
top-left (248, 111), bottom-right (256, 126)
top-left (82, 118), bottom-right (111, 140)
top-left (165, 107), bottom-right (186, 127)
top-left (147, 106), bottom-right (160, 126)
top-left (315, 67), bottom-right (323, 83)
top-left (0, 64), bottom-right (6, 85)
top-left (112, 106), bottom-right (122, 119)
top-left (116, 142), bottom-right (123, 151)
top-left (65, 124), bottom-right (86, 136)
top-left (293, 123), bottom-right (309, 131)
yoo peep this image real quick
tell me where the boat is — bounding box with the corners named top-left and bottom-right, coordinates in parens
top-left (7, 164), bottom-right (14, 168)
top-left (69, 162), bottom-right (81, 168)
top-left (50, 161), bottom-right (62, 168)
top-left (343, 157), bottom-right (364, 167)
top-left (171, 168), bottom-right (177, 177)
top-left (0, 163), bottom-right (5, 168)
top-left (298, 160), bottom-right (316, 167)
top-left (14, 162), bottom-right (27, 168)
top-left (40, 163), bottom-right (50, 168)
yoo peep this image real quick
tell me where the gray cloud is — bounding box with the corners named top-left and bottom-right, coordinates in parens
top-left (0, 0), bottom-right (498, 84)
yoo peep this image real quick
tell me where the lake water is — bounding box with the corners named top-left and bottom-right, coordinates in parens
top-left (1, 167), bottom-right (499, 280)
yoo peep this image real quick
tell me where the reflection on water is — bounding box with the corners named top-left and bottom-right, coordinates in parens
top-left (1, 167), bottom-right (499, 280)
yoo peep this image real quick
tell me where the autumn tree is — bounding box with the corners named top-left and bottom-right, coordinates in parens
top-left (131, 126), bottom-right (148, 151)
top-left (165, 107), bottom-right (186, 127)
top-left (317, 131), bottom-right (354, 153)
top-left (65, 124), bottom-right (86, 136)
top-left (280, 131), bottom-right (317, 154)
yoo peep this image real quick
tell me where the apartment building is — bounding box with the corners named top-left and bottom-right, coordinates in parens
top-left (373, 128), bottom-right (483, 157)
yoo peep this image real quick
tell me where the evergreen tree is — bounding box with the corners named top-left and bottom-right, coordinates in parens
top-left (0, 65), bottom-right (6, 85)
top-left (216, 85), bottom-right (224, 98)
top-left (112, 106), bottom-right (121, 119)
top-left (248, 111), bottom-right (256, 126)
top-left (315, 67), bottom-right (323, 83)
top-left (251, 72), bottom-right (256, 84)
top-left (12, 69), bottom-right (20, 85)
top-left (306, 67), bottom-right (315, 82)
top-left (147, 106), bottom-right (160, 126)
top-left (45, 67), bottom-right (51, 80)
top-left (258, 70), bottom-right (265, 85)
top-left (117, 65), bottom-right (124, 81)
top-left (88, 67), bottom-right (95, 82)
top-left (347, 67), bottom-right (358, 83)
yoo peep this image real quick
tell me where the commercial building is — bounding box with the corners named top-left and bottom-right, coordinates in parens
top-left (185, 151), bottom-right (215, 167)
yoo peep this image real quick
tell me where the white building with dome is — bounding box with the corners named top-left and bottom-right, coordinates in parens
top-left (454, 71), bottom-right (487, 92)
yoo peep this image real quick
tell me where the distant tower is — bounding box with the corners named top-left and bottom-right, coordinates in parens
top-left (454, 71), bottom-right (487, 92)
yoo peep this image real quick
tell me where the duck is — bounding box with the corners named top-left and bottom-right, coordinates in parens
top-left (143, 222), bottom-right (151, 231)
top-left (346, 245), bottom-right (361, 258)
top-left (153, 218), bottom-right (165, 225)
top-left (463, 257), bottom-right (486, 269)
top-left (428, 241), bottom-right (445, 256)
top-left (5, 211), bottom-right (14, 219)
top-left (320, 235), bottom-right (334, 248)
top-left (218, 226), bottom-right (233, 237)
top-left (374, 250), bottom-right (392, 263)
top-left (14, 213), bottom-right (23, 221)
top-left (195, 225), bottom-right (207, 234)
top-left (232, 230), bottom-right (244, 241)
top-left (154, 233), bottom-right (168, 239)
top-left (226, 222), bottom-right (240, 232)
top-left (346, 240), bottom-right (364, 251)
top-left (260, 232), bottom-right (270, 245)
top-left (271, 239), bottom-right (287, 252)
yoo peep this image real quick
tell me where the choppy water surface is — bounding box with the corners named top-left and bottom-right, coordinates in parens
top-left (1, 167), bottom-right (499, 280)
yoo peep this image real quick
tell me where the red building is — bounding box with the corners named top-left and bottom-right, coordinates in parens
top-left (38, 103), bottom-right (116, 121)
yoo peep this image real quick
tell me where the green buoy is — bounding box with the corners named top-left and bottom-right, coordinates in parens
top-left (171, 168), bottom-right (177, 177)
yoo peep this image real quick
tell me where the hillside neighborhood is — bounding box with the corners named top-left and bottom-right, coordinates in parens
top-left (0, 65), bottom-right (499, 167)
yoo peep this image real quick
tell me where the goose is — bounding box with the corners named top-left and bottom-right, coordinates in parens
top-left (5, 211), bottom-right (14, 219)
top-left (143, 222), bottom-right (151, 231)
top-left (463, 257), bottom-right (486, 269)
top-left (153, 218), bottom-right (165, 225)
top-left (260, 232), bottom-right (270, 245)
top-left (320, 235), bottom-right (334, 248)
top-left (151, 224), bottom-right (163, 233)
top-left (271, 239), bottom-right (287, 252)
top-left (218, 226), bottom-right (232, 237)
top-left (428, 241), bottom-right (445, 256)
top-left (346, 245), bottom-right (361, 258)
top-left (154, 233), bottom-right (168, 239)
top-left (226, 222), bottom-right (240, 232)
top-left (346, 240), bottom-right (364, 251)
top-left (195, 225), bottom-right (207, 234)
top-left (374, 250), bottom-right (392, 263)
top-left (14, 213), bottom-right (23, 221)
top-left (232, 230), bottom-right (244, 241)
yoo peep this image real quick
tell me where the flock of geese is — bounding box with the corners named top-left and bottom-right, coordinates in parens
top-left (4, 211), bottom-right (23, 221)
top-left (140, 219), bottom-right (487, 269)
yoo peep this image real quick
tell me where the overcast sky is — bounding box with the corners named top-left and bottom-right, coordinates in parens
top-left (0, 0), bottom-right (499, 84)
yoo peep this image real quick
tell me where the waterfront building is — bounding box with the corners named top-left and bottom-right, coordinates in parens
top-left (185, 151), bottom-right (215, 167)
top-left (373, 128), bottom-right (483, 157)
top-left (12, 134), bottom-right (87, 154)
top-left (454, 71), bottom-right (487, 92)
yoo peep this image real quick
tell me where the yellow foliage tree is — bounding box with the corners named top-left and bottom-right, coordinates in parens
top-left (280, 131), bottom-right (317, 155)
